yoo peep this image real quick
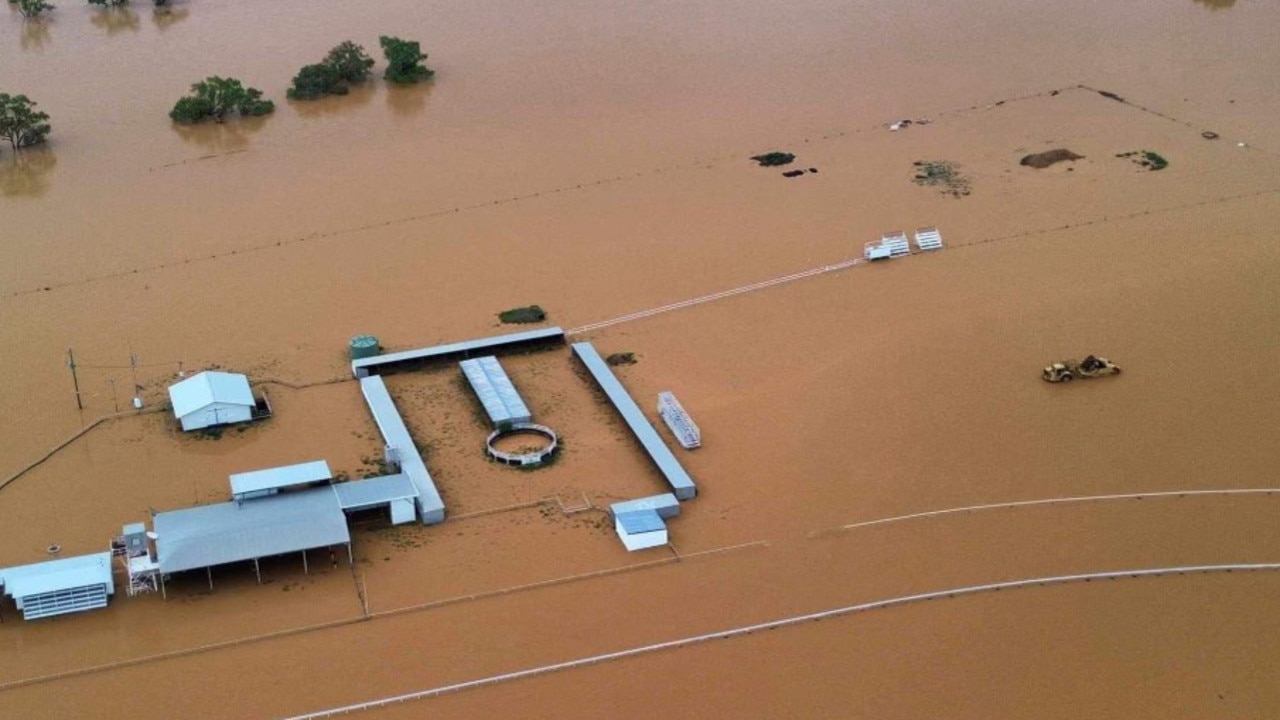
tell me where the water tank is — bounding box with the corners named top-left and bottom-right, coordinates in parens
top-left (349, 335), bottom-right (381, 360)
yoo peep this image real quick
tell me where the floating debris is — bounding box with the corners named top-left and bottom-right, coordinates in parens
top-left (1116, 150), bottom-right (1169, 171)
top-left (782, 169), bottom-right (805, 178)
top-left (1201, 131), bottom-right (1220, 140)
top-left (912, 160), bottom-right (971, 198)
top-left (1020, 148), bottom-right (1085, 169)
top-left (1098, 90), bottom-right (1125, 102)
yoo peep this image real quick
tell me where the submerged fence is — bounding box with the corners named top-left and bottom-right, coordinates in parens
top-left (278, 562), bottom-right (1280, 719)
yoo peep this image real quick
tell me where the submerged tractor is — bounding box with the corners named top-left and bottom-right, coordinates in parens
top-left (1043, 355), bottom-right (1122, 383)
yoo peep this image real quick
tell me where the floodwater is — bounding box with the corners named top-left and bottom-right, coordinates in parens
top-left (2, 0), bottom-right (1280, 718)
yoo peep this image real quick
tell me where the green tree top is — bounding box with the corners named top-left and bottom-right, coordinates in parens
top-left (15, 0), bottom-right (56, 18)
top-left (170, 77), bottom-right (274, 124)
top-left (325, 41), bottom-right (375, 84)
top-left (380, 36), bottom-right (434, 84)
top-left (0, 93), bottom-right (52, 151)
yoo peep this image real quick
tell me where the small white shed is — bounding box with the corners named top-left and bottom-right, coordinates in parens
top-left (168, 371), bottom-right (255, 432)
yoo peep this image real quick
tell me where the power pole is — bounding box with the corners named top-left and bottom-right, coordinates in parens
top-left (67, 348), bottom-right (83, 410)
top-left (108, 378), bottom-right (119, 413)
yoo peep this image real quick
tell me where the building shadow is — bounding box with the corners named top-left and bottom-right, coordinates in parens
top-left (290, 81), bottom-right (377, 119)
top-left (385, 82), bottom-right (433, 118)
top-left (90, 7), bottom-right (141, 35)
top-left (171, 115), bottom-right (268, 153)
top-left (151, 6), bottom-right (190, 30)
top-left (0, 147), bottom-right (58, 198)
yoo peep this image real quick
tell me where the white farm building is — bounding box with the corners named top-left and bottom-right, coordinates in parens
top-left (168, 371), bottom-right (255, 432)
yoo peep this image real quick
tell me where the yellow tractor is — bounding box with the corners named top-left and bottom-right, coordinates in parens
top-left (1043, 355), bottom-right (1122, 383)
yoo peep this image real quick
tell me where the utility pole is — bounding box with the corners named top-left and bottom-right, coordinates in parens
top-left (108, 378), bottom-right (119, 413)
top-left (67, 348), bottom-right (83, 410)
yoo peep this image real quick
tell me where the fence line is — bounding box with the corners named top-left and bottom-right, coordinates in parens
top-left (567, 259), bottom-right (861, 335)
top-left (0, 540), bottom-right (765, 693)
top-left (815, 487), bottom-right (1280, 535)
top-left (276, 562), bottom-right (1280, 719)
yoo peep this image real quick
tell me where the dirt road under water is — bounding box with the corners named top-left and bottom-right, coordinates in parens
top-left (2, 0), bottom-right (1279, 718)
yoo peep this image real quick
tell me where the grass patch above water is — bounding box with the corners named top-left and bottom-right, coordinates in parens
top-left (498, 305), bottom-right (547, 324)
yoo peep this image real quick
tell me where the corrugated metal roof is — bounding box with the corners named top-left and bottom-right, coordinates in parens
top-left (617, 509), bottom-right (666, 534)
top-left (230, 460), bottom-right (332, 498)
top-left (0, 552), bottom-right (115, 599)
top-left (168, 371), bottom-right (254, 418)
top-left (332, 474), bottom-right (419, 510)
top-left (572, 342), bottom-right (697, 500)
top-left (352, 327), bottom-right (565, 377)
top-left (360, 376), bottom-right (445, 524)
top-left (460, 356), bottom-right (532, 426)
top-left (609, 493), bottom-right (681, 520)
top-left (154, 487), bottom-right (350, 574)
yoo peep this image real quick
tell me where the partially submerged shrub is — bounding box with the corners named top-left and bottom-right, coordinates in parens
top-left (751, 152), bottom-right (795, 167)
top-left (325, 41), bottom-right (376, 84)
top-left (170, 77), bottom-right (274, 124)
top-left (1020, 148), bottom-right (1084, 169)
top-left (380, 36), bottom-right (435, 84)
top-left (287, 63), bottom-right (347, 100)
top-left (498, 305), bottom-right (547, 324)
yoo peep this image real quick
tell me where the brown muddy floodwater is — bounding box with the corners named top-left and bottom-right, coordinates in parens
top-left (2, 0), bottom-right (1280, 718)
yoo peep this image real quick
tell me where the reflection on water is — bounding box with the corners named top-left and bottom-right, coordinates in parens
top-left (90, 7), bottom-right (140, 34)
top-left (152, 6), bottom-right (189, 30)
top-left (1192, 0), bottom-right (1235, 9)
top-left (385, 82), bottom-right (432, 118)
top-left (171, 115), bottom-right (268, 153)
top-left (0, 147), bottom-right (58, 198)
top-left (20, 19), bottom-right (52, 51)
top-left (290, 82), bottom-right (376, 119)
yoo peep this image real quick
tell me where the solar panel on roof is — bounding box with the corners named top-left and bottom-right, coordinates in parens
top-left (617, 509), bottom-right (666, 535)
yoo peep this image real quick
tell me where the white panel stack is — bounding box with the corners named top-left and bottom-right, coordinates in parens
top-left (460, 356), bottom-right (532, 427)
top-left (914, 227), bottom-right (944, 251)
top-left (657, 391), bottom-right (701, 449)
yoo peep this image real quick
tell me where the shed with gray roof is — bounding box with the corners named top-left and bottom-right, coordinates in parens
top-left (168, 371), bottom-right (256, 431)
top-left (153, 487), bottom-right (351, 582)
top-left (0, 552), bottom-right (116, 621)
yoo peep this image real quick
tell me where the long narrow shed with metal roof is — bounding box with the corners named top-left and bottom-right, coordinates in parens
top-left (572, 342), bottom-right (697, 500)
top-left (0, 552), bottom-right (116, 620)
top-left (359, 375), bottom-right (446, 524)
top-left (229, 460), bottom-right (332, 502)
top-left (351, 327), bottom-right (566, 378)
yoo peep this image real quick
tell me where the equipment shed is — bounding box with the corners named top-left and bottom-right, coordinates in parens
top-left (614, 510), bottom-right (670, 552)
top-left (333, 474), bottom-right (419, 526)
top-left (0, 552), bottom-right (115, 621)
top-left (230, 460), bottom-right (332, 502)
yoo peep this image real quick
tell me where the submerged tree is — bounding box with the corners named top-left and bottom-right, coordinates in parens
top-left (0, 93), bottom-right (52, 152)
top-left (170, 77), bottom-right (274, 124)
top-left (379, 36), bottom-right (434, 84)
top-left (288, 41), bottom-right (375, 101)
top-left (325, 41), bottom-right (376, 84)
top-left (14, 0), bottom-right (56, 18)
top-left (287, 63), bottom-right (346, 100)
top-left (87, 0), bottom-right (129, 7)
